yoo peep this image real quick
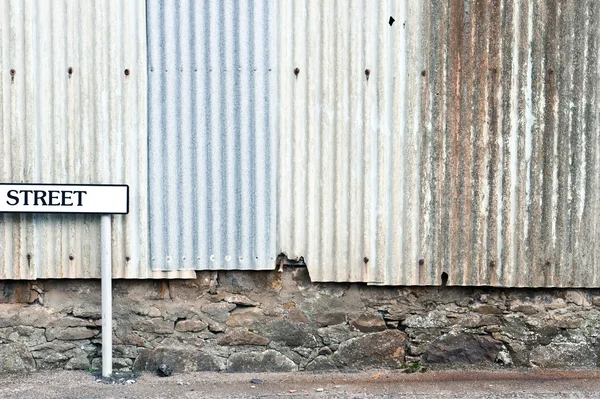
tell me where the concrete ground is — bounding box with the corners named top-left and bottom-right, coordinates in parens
top-left (1, 369), bottom-right (600, 399)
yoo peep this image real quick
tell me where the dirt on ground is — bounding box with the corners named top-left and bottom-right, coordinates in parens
top-left (1, 369), bottom-right (600, 399)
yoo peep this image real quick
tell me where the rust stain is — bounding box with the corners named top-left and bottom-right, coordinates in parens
top-left (541, 0), bottom-right (558, 287)
top-left (471, 0), bottom-right (489, 284)
top-left (446, 0), bottom-right (464, 286)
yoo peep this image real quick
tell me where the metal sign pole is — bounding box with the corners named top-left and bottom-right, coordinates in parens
top-left (101, 214), bottom-right (112, 377)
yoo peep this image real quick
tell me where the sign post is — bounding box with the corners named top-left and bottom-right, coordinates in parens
top-left (101, 214), bottom-right (113, 377)
top-left (0, 183), bottom-right (128, 378)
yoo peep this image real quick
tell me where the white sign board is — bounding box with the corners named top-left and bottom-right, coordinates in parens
top-left (0, 184), bottom-right (129, 214)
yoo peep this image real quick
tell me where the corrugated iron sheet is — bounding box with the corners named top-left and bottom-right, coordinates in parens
top-left (3, 0), bottom-right (599, 287)
top-left (146, 0), bottom-right (278, 271)
top-left (0, 0), bottom-right (177, 279)
top-left (279, 0), bottom-right (600, 287)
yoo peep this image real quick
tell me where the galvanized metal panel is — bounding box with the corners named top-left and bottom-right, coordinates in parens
top-left (279, 0), bottom-right (600, 287)
top-left (0, 0), bottom-right (175, 279)
top-left (147, 0), bottom-right (278, 271)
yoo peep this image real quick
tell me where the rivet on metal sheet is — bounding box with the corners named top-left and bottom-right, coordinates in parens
top-left (69, 254), bottom-right (75, 260)
top-left (166, 256), bottom-right (171, 262)
top-left (124, 69), bottom-right (130, 76)
top-left (210, 255), bottom-right (215, 261)
top-left (225, 255), bottom-right (231, 261)
top-left (182, 256), bottom-right (186, 261)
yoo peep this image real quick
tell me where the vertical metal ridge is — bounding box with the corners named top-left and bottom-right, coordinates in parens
top-left (0, 0), bottom-right (5, 278)
top-left (499, 0), bottom-right (514, 286)
top-left (582, 0), bottom-right (600, 287)
top-left (347, 0), bottom-right (361, 282)
top-left (569, 0), bottom-right (587, 286)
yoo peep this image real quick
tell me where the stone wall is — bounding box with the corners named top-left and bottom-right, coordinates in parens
top-left (1, 267), bottom-right (599, 374)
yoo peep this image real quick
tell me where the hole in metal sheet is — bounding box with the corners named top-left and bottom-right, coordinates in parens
top-left (69, 254), bottom-right (75, 261)
top-left (124, 69), bottom-right (130, 76)
top-left (125, 256), bottom-right (131, 262)
top-left (182, 256), bottom-right (186, 261)
top-left (441, 272), bottom-right (448, 286)
top-left (418, 258), bottom-right (424, 266)
top-left (68, 67), bottom-right (73, 76)
top-left (389, 16), bottom-right (395, 26)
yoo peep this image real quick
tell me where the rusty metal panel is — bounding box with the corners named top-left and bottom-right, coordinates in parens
top-left (0, 0), bottom-right (184, 279)
top-left (279, 0), bottom-right (600, 287)
top-left (146, 0), bottom-right (278, 271)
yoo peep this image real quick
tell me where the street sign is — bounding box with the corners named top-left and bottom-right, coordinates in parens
top-left (0, 182), bottom-right (128, 377)
top-left (0, 183), bottom-right (128, 214)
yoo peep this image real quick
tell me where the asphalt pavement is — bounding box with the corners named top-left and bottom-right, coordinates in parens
top-left (1, 369), bottom-right (600, 398)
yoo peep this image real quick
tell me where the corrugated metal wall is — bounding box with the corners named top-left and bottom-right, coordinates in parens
top-left (0, 0), bottom-right (160, 279)
top-left (3, 1), bottom-right (600, 286)
top-left (279, 0), bottom-right (600, 287)
top-left (146, 0), bottom-right (278, 271)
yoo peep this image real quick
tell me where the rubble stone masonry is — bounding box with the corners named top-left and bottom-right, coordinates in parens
top-left (0, 267), bottom-right (599, 374)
